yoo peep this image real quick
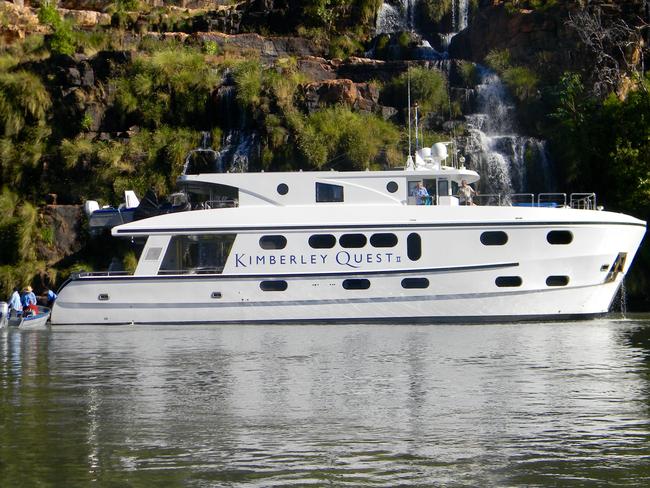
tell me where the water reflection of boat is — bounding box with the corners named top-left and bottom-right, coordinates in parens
top-left (51, 142), bottom-right (646, 325)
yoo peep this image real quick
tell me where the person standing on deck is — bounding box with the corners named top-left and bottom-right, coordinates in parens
top-left (8, 287), bottom-right (22, 316)
top-left (46, 288), bottom-right (57, 308)
top-left (411, 181), bottom-right (430, 205)
top-left (458, 179), bottom-right (476, 206)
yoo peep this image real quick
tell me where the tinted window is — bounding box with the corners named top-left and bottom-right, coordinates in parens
top-left (159, 234), bottom-right (235, 275)
top-left (386, 181), bottom-right (398, 193)
top-left (370, 233), bottom-right (397, 248)
top-left (547, 230), bottom-right (573, 245)
top-left (407, 233), bottom-right (421, 261)
top-left (401, 278), bottom-right (429, 289)
top-left (316, 183), bottom-right (344, 202)
top-left (481, 231), bottom-right (508, 246)
top-left (546, 275), bottom-right (569, 287)
top-left (495, 276), bottom-right (522, 287)
top-left (309, 234), bottom-right (336, 249)
top-left (438, 179), bottom-right (449, 196)
top-left (259, 235), bottom-right (287, 250)
top-left (340, 234), bottom-right (367, 248)
top-left (260, 281), bottom-right (288, 291)
top-left (277, 183), bottom-right (289, 195)
top-left (342, 279), bottom-right (371, 290)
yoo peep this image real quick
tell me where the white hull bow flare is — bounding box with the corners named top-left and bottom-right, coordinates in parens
top-left (51, 144), bottom-right (646, 325)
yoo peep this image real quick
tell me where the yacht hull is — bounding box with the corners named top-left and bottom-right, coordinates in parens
top-left (52, 277), bottom-right (621, 325)
top-left (51, 221), bottom-right (643, 324)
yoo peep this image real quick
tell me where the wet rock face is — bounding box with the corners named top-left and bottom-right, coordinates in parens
top-left (193, 32), bottom-right (327, 59)
top-left (299, 78), bottom-right (397, 120)
top-left (38, 205), bottom-right (86, 265)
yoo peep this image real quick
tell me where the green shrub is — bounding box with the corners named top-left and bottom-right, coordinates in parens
top-left (0, 71), bottom-right (51, 137)
top-left (457, 60), bottom-right (480, 88)
top-left (418, 0), bottom-right (452, 24)
top-left (38, 1), bottom-right (77, 55)
top-left (381, 66), bottom-right (449, 114)
top-left (485, 49), bottom-right (511, 74)
top-left (112, 47), bottom-right (220, 128)
top-left (296, 105), bottom-right (401, 169)
top-left (502, 66), bottom-right (539, 102)
top-left (233, 59), bottom-right (263, 108)
top-left (329, 34), bottom-right (363, 59)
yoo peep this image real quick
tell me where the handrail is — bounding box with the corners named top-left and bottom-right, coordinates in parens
top-left (203, 199), bottom-right (238, 209)
top-left (76, 271), bottom-right (131, 278)
top-left (570, 193), bottom-right (597, 210)
top-left (538, 193), bottom-right (567, 207)
top-left (418, 191), bottom-right (597, 209)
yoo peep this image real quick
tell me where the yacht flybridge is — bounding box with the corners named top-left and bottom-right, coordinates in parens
top-left (51, 144), bottom-right (646, 324)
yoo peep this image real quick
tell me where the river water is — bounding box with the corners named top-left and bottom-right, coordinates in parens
top-left (2, 317), bottom-right (650, 487)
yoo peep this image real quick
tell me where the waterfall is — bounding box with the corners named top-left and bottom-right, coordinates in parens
top-left (461, 67), bottom-right (552, 196)
top-left (374, 0), bottom-right (444, 60)
top-left (376, 0), bottom-right (417, 33)
top-left (211, 71), bottom-right (259, 172)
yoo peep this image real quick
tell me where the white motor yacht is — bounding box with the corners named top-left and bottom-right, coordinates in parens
top-left (50, 144), bottom-right (646, 324)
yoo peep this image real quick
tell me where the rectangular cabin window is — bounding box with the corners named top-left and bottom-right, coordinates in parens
top-left (437, 179), bottom-right (449, 197)
top-left (316, 183), bottom-right (344, 202)
top-left (408, 179), bottom-right (436, 205)
top-left (158, 234), bottom-right (236, 275)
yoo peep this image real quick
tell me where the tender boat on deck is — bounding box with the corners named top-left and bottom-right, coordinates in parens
top-left (51, 144), bottom-right (646, 325)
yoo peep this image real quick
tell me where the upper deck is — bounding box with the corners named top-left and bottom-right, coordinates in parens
top-left (179, 144), bottom-right (482, 208)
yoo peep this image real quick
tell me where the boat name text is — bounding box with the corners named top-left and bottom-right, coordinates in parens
top-left (234, 252), bottom-right (402, 269)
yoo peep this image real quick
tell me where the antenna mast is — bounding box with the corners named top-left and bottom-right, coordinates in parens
top-left (414, 102), bottom-right (419, 152)
top-left (407, 67), bottom-right (412, 158)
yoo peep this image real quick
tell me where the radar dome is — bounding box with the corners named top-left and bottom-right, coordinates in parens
top-left (431, 143), bottom-right (448, 160)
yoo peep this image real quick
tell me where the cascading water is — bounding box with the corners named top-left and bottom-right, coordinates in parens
top-left (211, 71), bottom-right (259, 173)
top-left (376, 0), bottom-right (417, 34)
top-left (461, 67), bottom-right (553, 196)
top-left (372, 2), bottom-right (554, 194)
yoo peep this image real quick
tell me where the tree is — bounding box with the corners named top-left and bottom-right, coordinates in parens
top-left (565, 8), bottom-right (647, 98)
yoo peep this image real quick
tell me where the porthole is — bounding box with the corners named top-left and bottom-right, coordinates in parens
top-left (407, 233), bottom-right (421, 261)
top-left (386, 181), bottom-right (398, 193)
top-left (370, 233), bottom-right (397, 248)
top-left (277, 183), bottom-right (289, 195)
top-left (480, 231), bottom-right (508, 246)
top-left (259, 235), bottom-right (287, 250)
top-left (401, 277), bottom-right (429, 289)
top-left (309, 234), bottom-right (336, 249)
top-left (260, 280), bottom-right (288, 291)
top-left (495, 276), bottom-right (522, 287)
top-left (547, 230), bottom-right (573, 245)
top-left (342, 279), bottom-right (371, 290)
top-left (340, 233), bottom-right (367, 248)
top-left (546, 275), bottom-right (569, 287)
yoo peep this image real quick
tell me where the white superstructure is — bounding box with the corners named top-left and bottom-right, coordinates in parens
top-left (51, 145), bottom-right (646, 324)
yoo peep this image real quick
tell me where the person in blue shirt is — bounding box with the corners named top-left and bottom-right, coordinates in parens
top-left (47, 288), bottom-right (58, 308)
top-left (411, 181), bottom-right (430, 205)
top-left (9, 287), bottom-right (22, 316)
top-left (22, 286), bottom-right (38, 315)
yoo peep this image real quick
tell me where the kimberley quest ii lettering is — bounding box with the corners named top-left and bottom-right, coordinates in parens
top-left (233, 252), bottom-right (402, 269)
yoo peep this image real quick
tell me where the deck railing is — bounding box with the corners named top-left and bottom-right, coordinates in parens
top-left (463, 192), bottom-right (596, 209)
